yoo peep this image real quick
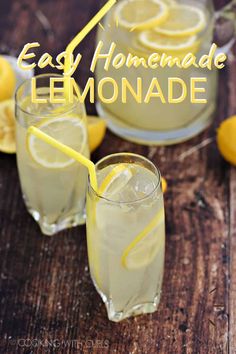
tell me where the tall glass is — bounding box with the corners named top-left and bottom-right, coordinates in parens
top-left (96, 0), bottom-right (235, 145)
top-left (15, 74), bottom-right (89, 235)
top-left (86, 153), bottom-right (165, 321)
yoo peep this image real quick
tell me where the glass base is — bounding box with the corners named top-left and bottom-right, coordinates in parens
top-left (97, 102), bottom-right (215, 146)
top-left (105, 297), bottom-right (161, 322)
top-left (28, 207), bottom-right (86, 236)
top-left (92, 275), bottom-right (161, 322)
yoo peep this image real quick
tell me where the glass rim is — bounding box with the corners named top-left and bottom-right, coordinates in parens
top-left (89, 152), bottom-right (162, 204)
top-left (15, 73), bottom-right (81, 118)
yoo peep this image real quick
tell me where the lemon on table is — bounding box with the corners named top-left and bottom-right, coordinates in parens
top-left (161, 177), bottom-right (167, 193)
top-left (154, 4), bottom-right (206, 37)
top-left (217, 116), bottom-right (236, 166)
top-left (121, 208), bottom-right (165, 270)
top-left (0, 99), bottom-right (16, 153)
top-left (88, 116), bottom-right (106, 153)
top-left (139, 30), bottom-right (198, 53)
top-left (0, 56), bottom-right (16, 102)
top-left (27, 117), bottom-right (87, 168)
top-left (115, 0), bottom-right (169, 31)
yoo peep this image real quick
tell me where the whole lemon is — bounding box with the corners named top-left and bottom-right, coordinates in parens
top-left (0, 56), bottom-right (16, 101)
top-left (87, 116), bottom-right (106, 152)
top-left (0, 99), bottom-right (16, 153)
top-left (217, 116), bottom-right (236, 166)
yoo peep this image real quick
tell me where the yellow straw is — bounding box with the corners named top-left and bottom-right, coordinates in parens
top-left (64, 0), bottom-right (116, 75)
top-left (27, 126), bottom-right (98, 192)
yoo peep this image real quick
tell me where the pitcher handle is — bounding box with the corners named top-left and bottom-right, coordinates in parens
top-left (214, 0), bottom-right (236, 54)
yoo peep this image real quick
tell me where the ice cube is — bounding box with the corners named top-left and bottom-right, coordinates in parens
top-left (126, 170), bottom-right (156, 198)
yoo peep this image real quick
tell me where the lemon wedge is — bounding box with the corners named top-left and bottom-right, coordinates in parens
top-left (139, 30), bottom-right (198, 53)
top-left (0, 99), bottom-right (16, 153)
top-left (154, 4), bottom-right (206, 37)
top-left (0, 56), bottom-right (16, 102)
top-left (88, 116), bottom-right (106, 153)
top-left (115, 0), bottom-right (169, 31)
top-left (27, 117), bottom-right (87, 168)
top-left (122, 208), bottom-right (165, 270)
top-left (217, 116), bottom-right (236, 166)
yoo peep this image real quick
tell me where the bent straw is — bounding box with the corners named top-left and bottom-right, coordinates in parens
top-left (63, 0), bottom-right (116, 101)
top-left (27, 126), bottom-right (98, 192)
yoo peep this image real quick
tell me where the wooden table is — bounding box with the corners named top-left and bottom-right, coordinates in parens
top-left (0, 1), bottom-right (235, 353)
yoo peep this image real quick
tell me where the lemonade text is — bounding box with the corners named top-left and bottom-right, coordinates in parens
top-left (31, 76), bottom-right (207, 104)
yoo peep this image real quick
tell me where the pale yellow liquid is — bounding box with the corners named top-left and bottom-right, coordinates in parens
top-left (96, 0), bottom-right (217, 142)
top-left (16, 96), bottom-right (89, 235)
top-left (86, 163), bottom-right (165, 321)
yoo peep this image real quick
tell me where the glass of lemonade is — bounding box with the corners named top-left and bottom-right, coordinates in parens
top-left (86, 153), bottom-right (165, 321)
top-left (15, 74), bottom-right (89, 235)
top-left (95, 0), bottom-right (233, 145)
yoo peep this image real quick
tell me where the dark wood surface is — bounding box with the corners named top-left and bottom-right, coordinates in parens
top-left (0, 0), bottom-right (236, 353)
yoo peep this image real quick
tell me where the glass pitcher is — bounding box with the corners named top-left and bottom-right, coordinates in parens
top-left (95, 0), bottom-right (236, 145)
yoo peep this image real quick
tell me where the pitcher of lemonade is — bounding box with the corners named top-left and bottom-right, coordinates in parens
top-left (96, 0), bottom-right (236, 145)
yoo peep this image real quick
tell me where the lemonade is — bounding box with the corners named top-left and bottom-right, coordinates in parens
top-left (15, 74), bottom-right (89, 235)
top-left (96, 0), bottom-right (217, 144)
top-left (86, 153), bottom-right (165, 321)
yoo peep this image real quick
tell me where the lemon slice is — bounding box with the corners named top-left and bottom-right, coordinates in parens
top-left (27, 117), bottom-right (87, 168)
top-left (139, 30), bottom-right (198, 53)
top-left (217, 115), bottom-right (236, 166)
top-left (122, 208), bottom-right (165, 270)
top-left (99, 164), bottom-right (133, 197)
top-left (0, 56), bottom-right (16, 102)
top-left (88, 116), bottom-right (106, 153)
top-left (154, 4), bottom-right (206, 37)
top-left (115, 0), bottom-right (169, 31)
top-left (0, 99), bottom-right (16, 153)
